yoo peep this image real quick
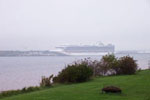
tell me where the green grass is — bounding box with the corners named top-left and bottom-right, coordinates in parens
top-left (1, 70), bottom-right (150, 100)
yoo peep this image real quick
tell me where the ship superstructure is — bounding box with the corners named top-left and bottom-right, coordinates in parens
top-left (56, 43), bottom-right (115, 54)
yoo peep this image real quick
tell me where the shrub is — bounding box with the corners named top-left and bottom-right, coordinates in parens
top-left (90, 60), bottom-right (103, 76)
top-left (54, 63), bottom-right (93, 83)
top-left (53, 54), bottom-right (138, 84)
top-left (70, 57), bottom-right (116, 76)
top-left (52, 76), bottom-right (59, 83)
top-left (116, 56), bottom-right (138, 75)
top-left (100, 54), bottom-right (119, 75)
top-left (73, 58), bottom-right (102, 76)
top-left (82, 54), bottom-right (138, 76)
top-left (97, 54), bottom-right (138, 75)
top-left (40, 75), bottom-right (53, 87)
top-left (67, 54), bottom-right (118, 76)
top-left (21, 86), bottom-right (40, 93)
top-left (0, 90), bottom-right (21, 98)
top-left (0, 86), bottom-right (40, 98)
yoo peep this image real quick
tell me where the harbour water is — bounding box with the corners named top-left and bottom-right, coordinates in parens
top-left (0, 53), bottom-right (150, 91)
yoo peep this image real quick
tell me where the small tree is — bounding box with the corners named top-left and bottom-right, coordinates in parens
top-left (100, 54), bottom-right (119, 75)
top-left (117, 56), bottom-right (138, 75)
top-left (40, 75), bottom-right (53, 87)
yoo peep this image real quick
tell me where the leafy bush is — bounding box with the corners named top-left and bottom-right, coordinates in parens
top-left (100, 54), bottom-right (119, 75)
top-left (0, 86), bottom-right (40, 98)
top-left (116, 56), bottom-right (138, 75)
top-left (53, 63), bottom-right (93, 83)
top-left (69, 57), bottom-right (114, 76)
top-left (98, 55), bottom-right (138, 75)
top-left (40, 75), bottom-right (53, 87)
top-left (0, 90), bottom-right (21, 98)
top-left (52, 76), bottom-right (59, 83)
top-left (74, 54), bottom-right (138, 76)
top-left (21, 86), bottom-right (40, 92)
top-left (83, 54), bottom-right (119, 76)
top-left (71, 58), bottom-right (102, 76)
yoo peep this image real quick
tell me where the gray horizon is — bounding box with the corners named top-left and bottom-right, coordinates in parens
top-left (0, 0), bottom-right (150, 51)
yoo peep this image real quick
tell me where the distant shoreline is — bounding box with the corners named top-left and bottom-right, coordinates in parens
top-left (0, 52), bottom-right (150, 57)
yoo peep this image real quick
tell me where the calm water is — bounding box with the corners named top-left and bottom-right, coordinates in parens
top-left (0, 54), bottom-right (150, 91)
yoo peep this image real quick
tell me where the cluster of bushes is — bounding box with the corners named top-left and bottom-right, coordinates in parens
top-left (0, 54), bottom-right (138, 98)
top-left (50, 54), bottom-right (138, 84)
top-left (53, 63), bottom-right (93, 83)
top-left (101, 54), bottom-right (138, 75)
top-left (0, 86), bottom-right (40, 98)
top-left (81, 54), bottom-right (138, 76)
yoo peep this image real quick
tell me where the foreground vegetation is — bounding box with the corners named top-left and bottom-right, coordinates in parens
top-left (0, 54), bottom-right (140, 99)
top-left (1, 70), bottom-right (150, 100)
top-left (53, 54), bottom-right (138, 84)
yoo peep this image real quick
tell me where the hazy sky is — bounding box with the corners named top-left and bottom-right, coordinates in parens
top-left (0, 0), bottom-right (150, 51)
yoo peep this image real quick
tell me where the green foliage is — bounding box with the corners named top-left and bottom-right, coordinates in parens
top-left (40, 75), bottom-right (53, 87)
top-left (91, 54), bottom-right (138, 76)
top-left (116, 56), bottom-right (138, 75)
top-left (0, 90), bottom-right (21, 98)
top-left (60, 54), bottom-right (138, 77)
top-left (0, 86), bottom-right (41, 99)
top-left (100, 54), bottom-right (119, 75)
top-left (101, 54), bottom-right (117, 65)
top-left (22, 86), bottom-right (40, 92)
top-left (54, 63), bottom-right (93, 83)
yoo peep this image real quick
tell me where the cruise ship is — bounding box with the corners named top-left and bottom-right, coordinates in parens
top-left (56, 43), bottom-right (115, 55)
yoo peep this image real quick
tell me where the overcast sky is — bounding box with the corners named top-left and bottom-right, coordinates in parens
top-left (0, 0), bottom-right (150, 51)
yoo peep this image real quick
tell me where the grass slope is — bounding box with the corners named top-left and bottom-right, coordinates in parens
top-left (1, 70), bottom-right (150, 100)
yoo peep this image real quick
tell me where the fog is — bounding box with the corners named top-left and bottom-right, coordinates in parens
top-left (0, 0), bottom-right (150, 51)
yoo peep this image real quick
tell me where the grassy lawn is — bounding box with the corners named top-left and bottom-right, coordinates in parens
top-left (1, 70), bottom-right (150, 100)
